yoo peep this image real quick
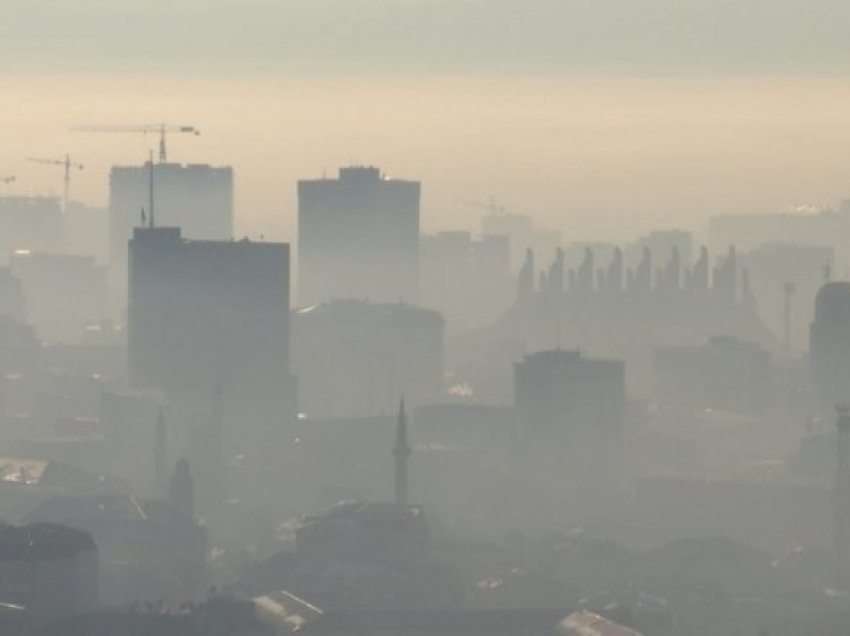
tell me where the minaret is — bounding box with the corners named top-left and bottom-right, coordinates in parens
top-left (393, 399), bottom-right (412, 506)
top-left (835, 404), bottom-right (850, 563)
top-left (210, 381), bottom-right (225, 505)
top-left (154, 407), bottom-right (167, 498)
top-left (169, 457), bottom-right (195, 519)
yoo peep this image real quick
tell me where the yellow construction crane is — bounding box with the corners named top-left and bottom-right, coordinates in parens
top-left (27, 154), bottom-right (83, 213)
top-left (71, 123), bottom-right (200, 162)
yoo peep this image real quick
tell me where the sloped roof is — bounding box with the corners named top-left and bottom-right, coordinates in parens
top-left (557, 611), bottom-right (644, 636)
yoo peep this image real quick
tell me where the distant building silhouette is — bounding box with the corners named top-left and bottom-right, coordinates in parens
top-left (297, 166), bottom-right (420, 304)
top-left (0, 522), bottom-right (97, 622)
top-left (110, 161), bottom-right (233, 287)
top-left (810, 282), bottom-right (850, 407)
top-left (293, 299), bottom-right (443, 418)
top-left (420, 231), bottom-right (511, 330)
top-left (9, 251), bottom-right (107, 343)
top-left (0, 196), bottom-right (62, 261)
top-left (654, 336), bottom-right (772, 415)
top-left (500, 243), bottom-right (772, 399)
top-left (710, 202), bottom-right (850, 275)
top-left (514, 349), bottom-right (625, 443)
top-left (128, 226), bottom-right (293, 442)
top-left (481, 209), bottom-right (560, 273)
top-left (24, 493), bottom-right (205, 606)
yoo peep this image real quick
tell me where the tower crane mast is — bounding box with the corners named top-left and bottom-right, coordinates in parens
top-left (71, 123), bottom-right (200, 162)
top-left (27, 154), bottom-right (83, 213)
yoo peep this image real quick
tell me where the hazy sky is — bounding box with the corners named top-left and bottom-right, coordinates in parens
top-left (4, 1), bottom-right (850, 242)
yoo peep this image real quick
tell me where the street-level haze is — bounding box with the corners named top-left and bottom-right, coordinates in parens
top-left (4, 0), bottom-right (850, 240)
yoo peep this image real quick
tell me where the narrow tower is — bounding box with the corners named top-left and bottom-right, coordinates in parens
top-left (169, 457), bottom-right (195, 519)
top-left (393, 399), bottom-right (412, 506)
top-left (835, 404), bottom-right (850, 563)
top-left (210, 381), bottom-right (225, 505)
top-left (154, 407), bottom-right (168, 498)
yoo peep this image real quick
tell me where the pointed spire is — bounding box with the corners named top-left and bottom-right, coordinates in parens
top-left (154, 407), bottom-right (167, 498)
top-left (394, 398), bottom-right (412, 506)
top-left (213, 380), bottom-right (223, 434)
top-left (169, 457), bottom-right (194, 519)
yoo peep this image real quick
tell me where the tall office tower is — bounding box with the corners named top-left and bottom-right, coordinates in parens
top-left (810, 282), bottom-right (850, 408)
top-left (514, 349), bottom-right (625, 444)
top-left (128, 227), bottom-right (291, 444)
top-left (0, 196), bottom-right (62, 262)
top-left (297, 166), bottom-right (420, 305)
top-left (110, 161), bottom-right (233, 286)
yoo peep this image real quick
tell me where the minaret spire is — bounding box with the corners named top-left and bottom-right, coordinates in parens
top-left (835, 403), bottom-right (850, 565)
top-left (154, 407), bottom-right (167, 497)
top-left (393, 398), bottom-right (412, 506)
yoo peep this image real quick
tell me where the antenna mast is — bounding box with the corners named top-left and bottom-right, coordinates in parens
top-left (148, 150), bottom-right (155, 228)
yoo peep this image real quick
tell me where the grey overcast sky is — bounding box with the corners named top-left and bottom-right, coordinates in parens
top-left (5, 0), bottom-right (850, 75)
top-left (4, 1), bottom-right (850, 242)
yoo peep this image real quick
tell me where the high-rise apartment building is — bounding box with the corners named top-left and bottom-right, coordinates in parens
top-left (128, 227), bottom-right (291, 441)
top-left (297, 166), bottom-right (420, 305)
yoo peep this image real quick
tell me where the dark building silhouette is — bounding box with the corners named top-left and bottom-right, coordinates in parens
top-left (514, 349), bottom-right (625, 443)
top-left (110, 161), bottom-right (233, 286)
top-left (24, 494), bottom-right (206, 605)
top-left (0, 522), bottom-right (97, 623)
top-left (293, 299), bottom-right (443, 418)
top-left (810, 282), bottom-right (850, 407)
top-left (298, 166), bottom-right (420, 304)
top-left (128, 227), bottom-right (292, 442)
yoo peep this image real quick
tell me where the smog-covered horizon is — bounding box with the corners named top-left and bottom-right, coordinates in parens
top-left (5, 3), bottom-right (850, 636)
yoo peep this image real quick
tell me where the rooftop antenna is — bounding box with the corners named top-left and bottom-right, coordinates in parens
top-left (148, 150), bottom-right (155, 228)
